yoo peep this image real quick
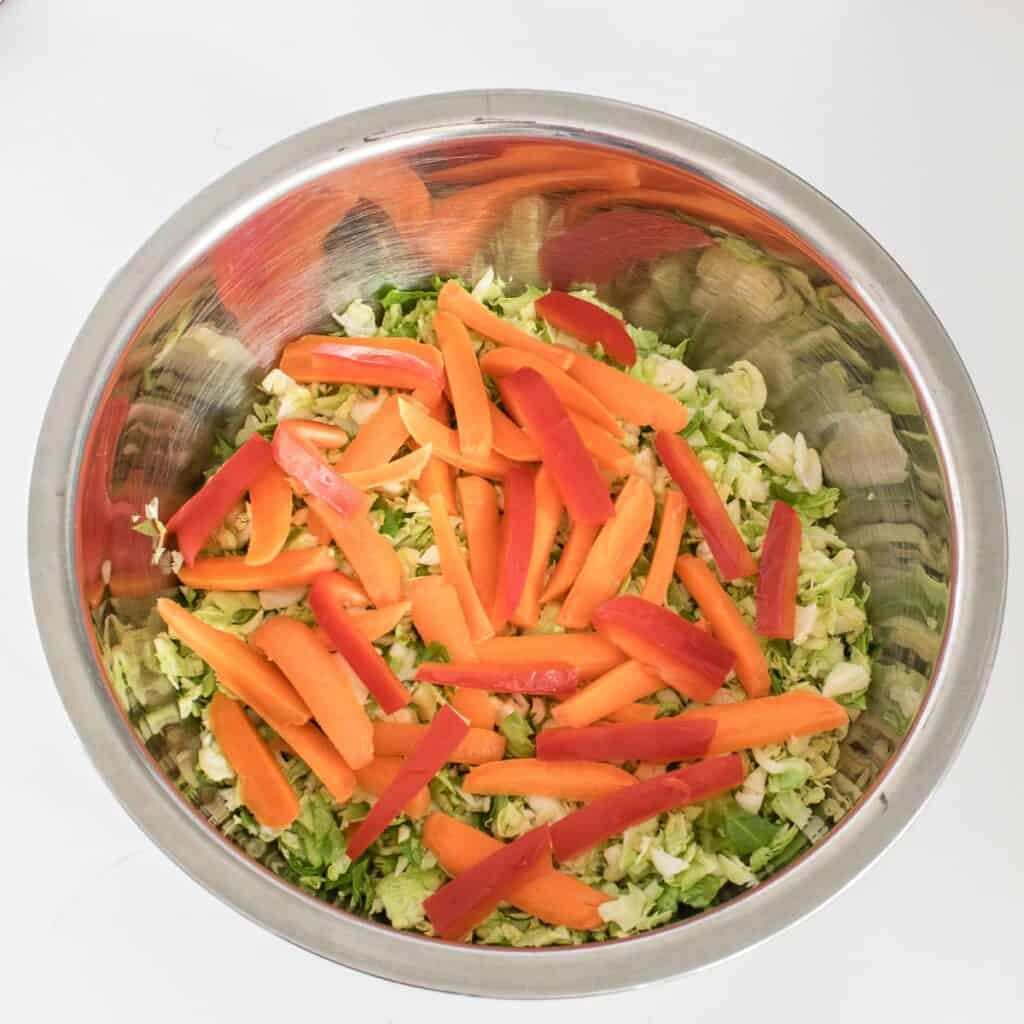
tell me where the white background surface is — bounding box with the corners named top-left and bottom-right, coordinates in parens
top-left (2, 0), bottom-right (1021, 1019)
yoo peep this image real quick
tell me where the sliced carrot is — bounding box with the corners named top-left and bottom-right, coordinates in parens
top-left (354, 756), bottom-right (430, 818)
top-left (568, 352), bottom-right (688, 434)
top-left (342, 446), bottom-right (432, 490)
top-left (428, 143), bottom-right (635, 186)
top-left (372, 721), bottom-right (506, 764)
top-left (281, 419), bottom-right (350, 449)
top-left (675, 555), bottom-right (770, 698)
top-left (540, 520), bottom-right (599, 604)
top-left (156, 599), bottom-right (310, 727)
top-left (456, 476), bottom-right (500, 610)
top-left (681, 692), bottom-right (848, 755)
top-left (303, 570), bottom-right (367, 609)
top-left (305, 501), bottom-right (333, 545)
top-left (177, 546), bottom-right (336, 591)
top-left (437, 280), bottom-right (574, 372)
top-left (284, 334), bottom-right (444, 373)
top-left (559, 475), bottom-right (655, 629)
top-left (428, 493), bottom-right (494, 643)
top-left (435, 311), bottom-right (493, 459)
top-left (353, 157), bottom-right (433, 247)
top-left (306, 495), bottom-right (405, 607)
top-left (511, 468), bottom-right (563, 629)
top-left (347, 601), bottom-right (411, 642)
top-left (251, 616), bottom-right (374, 770)
top-left (411, 391), bottom-right (458, 514)
top-left (475, 633), bottom-right (624, 682)
top-left (607, 702), bottom-right (660, 723)
top-left (641, 489), bottom-right (687, 605)
top-left (462, 758), bottom-right (636, 802)
top-left (408, 574), bottom-right (478, 664)
top-left (450, 689), bottom-right (496, 730)
top-left (422, 812), bottom-right (609, 930)
top-left (398, 397), bottom-right (513, 479)
top-left (208, 693), bottom-right (299, 828)
top-left (551, 659), bottom-right (662, 729)
top-left (245, 463), bottom-right (293, 566)
top-left (335, 395), bottom-right (409, 472)
top-left (489, 404), bottom-right (541, 461)
top-left (567, 411), bottom-right (635, 477)
top-left (274, 721), bottom-right (357, 804)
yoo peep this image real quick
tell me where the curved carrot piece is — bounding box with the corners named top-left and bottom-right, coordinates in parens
top-left (489, 404), bottom-right (541, 461)
top-left (251, 616), bottom-right (374, 770)
top-left (641, 489), bottom-right (687, 604)
top-left (274, 720), bottom-right (357, 804)
top-left (347, 601), bottom-right (411, 643)
top-left (156, 599), bottom-right (310, 727)
top-left (540, 520), bottom-right (599, 604)
top-left (342, 446), bottom-right (431, 490)
top-left (245, 464), bottom-right (294, 566)
top-left (511, 468), bottom-right (563, 629)
top-left (410, 390), bottom-right (457, 514)
top-left (336, 395), bottom-right (409, 472)
top-left (178, 546), bottom-right (336, 591)
top-left (559, 475), bottom-right (655, 629)
top-left (282, 419), bottom-right (350, 449)
top-left (306, 495), bottom-right (405, 607)
top-left (675, 555), bottom-right (770, 698)
top-left (568, 352), bottom-right (688, 434)
top-left (305, 502), bottom-right (333, 545)
top-left (567, 412), bottom-right (635, 479)
top-left (457, 476), bottom-right (500, 610)
top-left (475, 633), bottom-right (624, 682)
top-left (422, 812), bottom-right (609, 930)
top-left (353, 158), bottom-right (432, 247)
top-left (551, 659), bottom-right (662, 729)
top-left (355, 756), bottom-right (430, 818)
top-left (607, 702), bottom-right (660, 723)
top-left (209, 693), bottom-right (299, 828)
top-left (398, 397), bottom-right (512, 479)
top-left (284, 334), bottom-right (444, 372)
top-left (408, 574), bottom-right (478, 664)
top-left (462, 758), bottom-right (636, 802)
top-left (681, 692), bottom-right (848, 755)
top-left (435, 311), bottom-right (493, 460)
top-left (372, 721), bottom-right (506, 764)
top-left (428, 493), bottom-right (494, 643)
top-left (437, 280), bottom-right (574, 372)
top-left (449, 690), bottom-right (496, 730)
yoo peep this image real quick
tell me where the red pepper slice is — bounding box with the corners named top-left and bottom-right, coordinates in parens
top-left (309, 573), bottom-right (410, 714)
top-left (540, 210), bottom-right (714, 289)
top-left (499, 368), bottom-right (613, 525)
top-left (284, 340), bottom-right (444, 391)
top-left (536, 717), bottom-right (716, 763)
top-left (415, 662), bottom-right (578, 695)
top-left (491, 465), bottom-right (536, 625)
top-left (346, 705), bottom-right (470, 861)
top-left (654, 431), bottom-right (757, 580)
top-left (549, 754), bottom-right (745, 862)
top-left (593, 596), bottom-right (734, 702)
top-left (165, 434), bottom-right (275, 566)
top-left (424, 825), bottom-right (552, 940)
top-left (756, 500), bottom-right (802, 639)
top-left (272, 421), bottom-right (368, 519)
top-left (535, 291), bottom-right (636, 367)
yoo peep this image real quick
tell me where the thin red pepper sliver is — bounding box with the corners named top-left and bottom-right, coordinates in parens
top-left (493, 465), bottom-right (536, 623)
top-left (301, 341), bottom-right (444, 391)
top-left (309, 573), bottom-right (410, 714)
top-left (347, 705), bottom-right (470, 861)
top-left (756, 500), bottom-right (802, 639)
top-left (536, 717), bottom-right (716, 763)
top-left (424, 826), bottom-right (552, 940)
top-left (272, 421), bottom-right (368, 519)
top-left (415, 662), bottom-right (579, 695)
top-left (654, 431), bottom-right (757, 580)
top-left (535, 291), bottom-right (636, 367)
top-left (165, 434), bottom-right (275, 566)
top-left (499, 368), bottom-right (613, 525)
top-left (550, 754), bottom-right (745, 862)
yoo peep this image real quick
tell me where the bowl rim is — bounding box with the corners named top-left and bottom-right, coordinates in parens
top-left (29, 89), bottom-right (1007, 997)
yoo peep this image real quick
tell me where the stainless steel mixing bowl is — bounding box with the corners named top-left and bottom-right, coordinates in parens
top-left (29, 91), bottom-right (1006, 997)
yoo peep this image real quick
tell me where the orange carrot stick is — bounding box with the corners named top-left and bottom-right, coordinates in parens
top-left (156, 599), bottom-right (309, 727)
top-left (681, 692), bottom-right (848, 755)
top-left (607, 702), bottom-right (660, 723)
top-left (372, 721), bottom-right (506, 764)
top-left (408, 574), bottom-right (478, 664)
top-left (305, 501), bottom-right (333, 545)
top-left (450, 689), bottom-right (496, 730)
top-left (435, 311), bottom-right (493, 459)
top-left (511, 468), bottom-right (563, 629)
top-left (284, 334), bottom-right (444, 372)
top-left (208, 693), bottom-right (299, 828)
top-left (355, 756), bottom-right (430, 817)
top-left (428, 493), bottom-right (494, 643)
top-left (280, 419), bottom-right (351, 449)
top-left (306, 495), bottom-right (405, 607)
top-left (336, 395), bottom-right (409, 472)
top-left (347, 601), bottom-right (411, 643)
top-left (410, 391), bottom-right (458, 514)
top-left (274, 721), bottom-right (358, 804)
top-left (540, 520), bottom-right (599, 604)
top-left (178, 546), bottom-right (336, 591)
top-left (342, 446), bottom-right (432, 490)
top-left (559, 475), bottom-right (655, 629)
top-left (462, 758), bottom-right (636, 801)
top-left (551, 659), bottom-right (662, 729)
top-left (398, 397), bottom-right (512, 479)
top-left (675, 555), bottom-right (770, 698)
top-left (422, 812), bottom-right (609, 930)
top-left (489, 404), bottom-right (541, 461)
top-left (353, 158), bottom-right (432, 248)
top-left (641, 489), bottom-right (687, 605)
top-left (475, 633), bottom-right (624, 682)
top-left (567, 412), bottom-right (635, 477)
top-left (251, 616), bottom-right (374, 770)
top-left (245, 464), bottom-right (294, 566)
top-left (456, 476), bottom-right (500, 610)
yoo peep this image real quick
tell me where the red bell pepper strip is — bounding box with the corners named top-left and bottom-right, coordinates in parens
top-left (536, 717), bottom-right (716, 764)
top-left (282, 339), bottom-right (444, 391)
top-left (309, 573), bottom-right (410, 714)
top-left (424, 825), bottom-right (552, 941)
top-left (654, 431), bottom-right (757, 580)
top-left (549, 754), bottom-right (745, 862)
top-left (272, 421), bottom-right (368, 519)
top-left (499, 368), bottom-right (613, 525)
top-left (347, 705), bottom-right (470, 861)
top-left (540, 210), bottom-right (714, 289)
top-left (592, 596), bottom-right (735, 702)
top-left (165, 435), bottom-right (274, 566)
top-left (491, 465), bottom-right (536, 628)
top-left (756, 500), bottom-right (802, 639)
top-left (535, 291), bottom-right (637, 367)
top-left (415, 662), bottom-right (578, 695)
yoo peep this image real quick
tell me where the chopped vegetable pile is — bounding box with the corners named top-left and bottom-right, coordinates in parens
top-left (106, 269), bottom-right (873, 946)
